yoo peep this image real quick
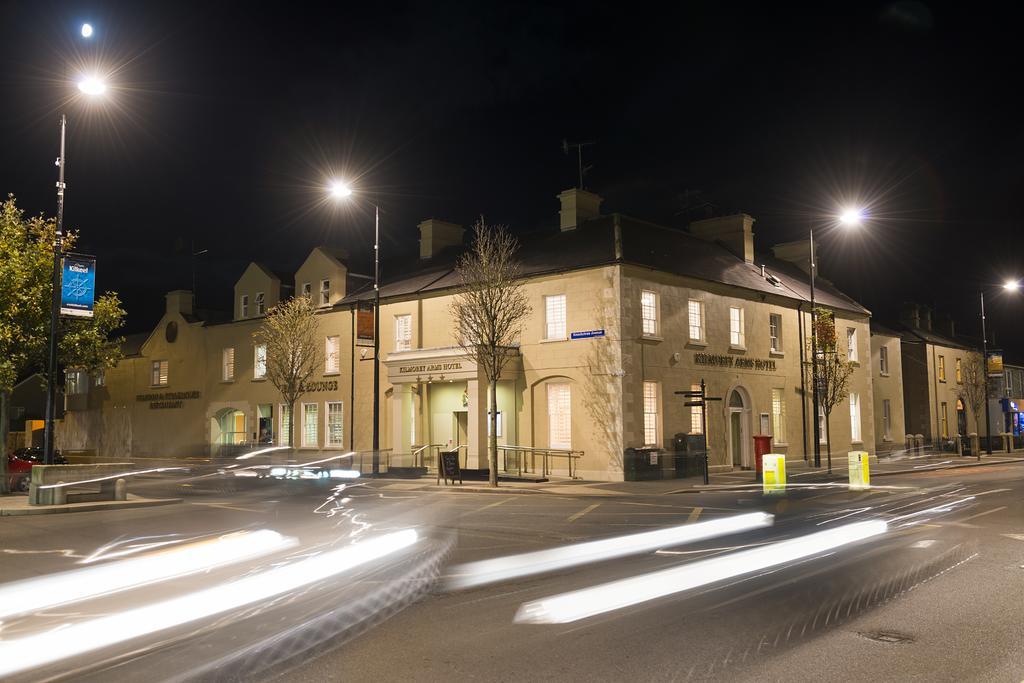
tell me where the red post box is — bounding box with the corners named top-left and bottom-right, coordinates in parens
top-left (753, 435), bottom-right (773, 482)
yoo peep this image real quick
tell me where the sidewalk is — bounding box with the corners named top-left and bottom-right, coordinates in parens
top-left (0, 494), bottom-right (182, 516)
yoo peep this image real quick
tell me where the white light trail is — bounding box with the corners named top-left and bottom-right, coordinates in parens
top-left (0, 529), bottom-right (418, 677)
top-left (514, 520), bottom-right (887, 624)
top-left (447, 512), bottom-right (774, 590)
top-left (234, 445), bottom-right (290, 460)
top-left (37, 467), bottom-right (187, 490)
top-left (0, 530), bottom-right (296, 620)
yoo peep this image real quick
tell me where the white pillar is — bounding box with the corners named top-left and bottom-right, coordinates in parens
top-left (466, 377), bottom-right (488, 470)
top-left (391, 384), bottom-right (412, 459)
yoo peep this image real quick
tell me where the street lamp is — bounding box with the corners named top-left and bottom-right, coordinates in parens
top-left (42, 72), bottom-right (108, 466)
top-left (807, 207), bottom-right (866, 469)
top-left (328, 180), bottom-right (381, 475)
top-left (979, 279), bottom-right (1020, 456)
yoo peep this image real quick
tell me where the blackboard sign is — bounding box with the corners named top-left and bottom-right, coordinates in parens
top-left (438, 449), bottom-right (463, 485)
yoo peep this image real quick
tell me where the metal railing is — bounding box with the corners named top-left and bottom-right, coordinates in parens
top-left (497, 445), bottom-right (583, 479)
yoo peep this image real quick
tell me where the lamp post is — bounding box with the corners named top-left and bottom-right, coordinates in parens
top-left (329, 181), bottom-right (382, 475)
top-left (980, 280), bottom-right (1021, 456)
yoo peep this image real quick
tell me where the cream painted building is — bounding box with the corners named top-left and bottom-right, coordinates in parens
top-left (870, 324), bottom-right (906, 453)
top-left (61, 189), bottom-right (880, 480)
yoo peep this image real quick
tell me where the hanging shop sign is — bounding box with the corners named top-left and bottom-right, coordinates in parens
top-left (60, 253), bottom-right (96, 318)
top-left (987, 350), bottom-right (1004, 378)
top-left (694, 353), bottom-right (777, 372)
top-left (356, 303), bottom-right (375, 347)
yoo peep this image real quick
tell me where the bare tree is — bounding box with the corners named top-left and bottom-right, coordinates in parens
top-left (804, 308), bottom-right (855, 472)
top-left (254, 295), bottom-right (322, 448)
top-left (451, 218), bottom-right (532, 487)
top-left (958, 352), bottom-right (986, 456)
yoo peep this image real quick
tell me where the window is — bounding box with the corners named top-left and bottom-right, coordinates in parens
top-left (324, 335), bottom-right (340, 374)
top-left (254, 344), bottom-right (267, 379)
top-left (688, 300), bottom-right (704, 341)
top-left (849, 393), bottom-right (862, 442)
top-left (240, 295), bottom-right (249, 318)
top-left (690, 383), bottom-right (704, 434)
top-left (301, 282), bottom-right (311, 299)
top-left (151, 360), bottom-right (168, 387)
top-left (255, 292), bottom-right (266, 316)
top-left (66, 370), bottom-right (87, 395)
top-left (938, 355), bottom-right (946, 382)
top-left (544, 294), bottom-right (567, 340)
top-left (729, 306), bottom-right (745, 347)
top-left (643, 381), bottom-right (659, 446)
top-left (326, 401), bottom-right (344, 446)
top-left (320, 279), bottom-right (330, 306)
top-left (880, 345), bottom-right (889, 375)
top-left (882, 399), bottom-right (892, 441)
top-left (955, 358), bottom-right (962, 384)
top-left (847, 328), bottom-right (858, 362)
top-left (641, 290), bottom-right (658, 336)
top-left (547, 383), bottom-right (571, 449)
top-left (279, 404), bottom-right (292, 446)
top-left (395, 314), bottom-right (412, 351)
top-left (222, 347), bottom-right (235, 381)
top-left (940, 401), bottom-right (949, 439)
top-left (302, 403), bottom-right (318, 447)
top-left (769, 313), bottom-right (782, 353)
top-left (771, 388), bottom-right (786, 444)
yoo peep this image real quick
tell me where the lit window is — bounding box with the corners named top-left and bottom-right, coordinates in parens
top-left (326, 401), bottom-right (344, 446)
top-left (301, 282), bottom-right (311, 299)
top-left (302, 403), bottom-right (319, 447)
top-left (688, 300), bottom-right (704, 341)
top-left (395, 314), bottom-right (412, 351)
top-left (769, 313), bottom-right (782, 353)
top-left (771, 388), bottom-right (786, 444)
top-left (955, 358), bottom-right (962, 383)
top-left (641, 291), bottom-right (658, 336)
top-left (240, 295), bottom-right (249, 318)
top-left (325, 335), bottom-right (340, 374)
top-left (643, 381), bottom-right (659, 446)
top-left (547, 383), bottom-right (571, 449)
top-left (66, 370), bottom-right (88, 395)
top-left (729, 306), bottom-right (745, 347)
top-left (254, 344), bottom-right (267, 379)
top-left (938, 355), bottom-right (946, 382)
top-left (255, 292), bottom-right (266, 315)
top-left (940, 401), bottom-right (949, 439)
top-left (847, 328), bottom-right (858, 362)
top-left (279, 404), bottom-right (292, 446)
top-left (545, 295), bottom-right (567, 340)
top-left (222, 347), bottom-right (235, 381)
top-left (690, 383), bottom-right (704, 434)
top-left (320, 280), bottom-right (330, 306)
top-left (850, 393), bottom-right (861, 442)
top-left (880, 345), bottom-right (889, 375)
top-left (151, 360), bottom-right (168, 387)
top-left (882, 399), bottom-right (892, 440)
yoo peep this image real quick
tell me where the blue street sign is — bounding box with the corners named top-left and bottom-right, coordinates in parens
top-left (570, 329), bottom-right (605, 340)
top-left (61, 253), bottom-right (96, 318)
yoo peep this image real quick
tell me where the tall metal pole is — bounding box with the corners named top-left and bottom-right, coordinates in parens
top-left (43, 115), bottom-right (67, 466)
top-left (372, 203), bottom-right (381, 474)
top-left (809, 227), bottom-right (822, 468)
top-left (980, 290), bottom-right (992, 457)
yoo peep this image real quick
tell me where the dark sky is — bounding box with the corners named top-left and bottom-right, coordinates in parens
top-left (2, 1), bottom-right (1022, 354)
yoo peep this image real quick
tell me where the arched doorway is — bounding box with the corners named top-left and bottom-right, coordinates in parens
top-left (956, 398), bottom-right (967, 436)
top-left (728, 387), bottom-right (751, 469)
top-left (211, 408), bottom-right (247, 448)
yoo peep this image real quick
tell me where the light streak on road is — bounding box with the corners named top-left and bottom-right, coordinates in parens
top-left (447, 512), bottom-right (774, 590)
top-left (0, 529), bottom-right (419, 678)
top-left (514, 520), bottom-right (887, 624)
top-left (36, 467), bottom-right (188, 489)
top-left (0, 530), bottom-right (296, 620)
top-left (234, 445), bottom-right (290, 460)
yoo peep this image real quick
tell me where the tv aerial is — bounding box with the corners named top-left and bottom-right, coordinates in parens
top-left (562, 139), bottom-right (595, 190)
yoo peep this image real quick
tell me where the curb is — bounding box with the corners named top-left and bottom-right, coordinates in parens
top-left (0, 497), bottom-right (183, 516)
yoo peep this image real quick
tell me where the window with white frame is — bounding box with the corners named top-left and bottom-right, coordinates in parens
top-left (769, 313), bottom-right (782, 353)
top-left (849, 392), bottom-right (861, 441)
top-left (938, 355), bottom-right (946, 382)
top-left (688, 300), bottom-right (704, 342)
top-left (240, 294), bottom-right (249, 318)
top-left (544, 294), bottom-right (567, 340)
top-left (66, 370), bottom-right (87, 395)
top-left (940, 401), bottom-right (949, 439)
top-left (254, 344), bottom-right (267, 379)
top-left (222, 347), bottom-right (235, 381)
top-left (151, 360), bottom-right (169, 387)
top-left (729, 306), bottom-right (745, 347)
top-left (302, 403), bottom-right (318, 447)
top-left (325, 335), bottom-right (340, 374)
top-left (326, 401), bottom-right (344, 446)
top-left (879, 345), bottom-right (889, 375)
top-left (690, 383), bottom-right (704, 434)
top-left (255, 292), bottom-right (266, 315)
top-left (642, 381), bottom-right (659, 445)
top-left (279, 404), bottom-right (292, 446)
top-left (955, 358), bottom-right (962, 383)
top-left (301, 282), bottom-right (311, 299)
top-left (395, 314), bottom-right (412, 351)
top-left (547, 383), bottom-right (571, 449)
top-left (882, 398), bottom-right (892, 440)
top-left (771, 388), bottom-right (786, 444)
top-left (320, 280), bottom-right (330, 306)
top-left (847, 328), bottom-right (858, 362)
top-left (641, 290), bottom-right (658, 336)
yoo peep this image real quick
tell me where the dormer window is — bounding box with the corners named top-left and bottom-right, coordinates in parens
top-left (302, 282), bottom-right (311, 299)
top-left (240, 294), bottom-right (249, 319)
top-left (320, 280), bottom-right (330, 306)
top-left (255, 292), bottom-right (265, 315)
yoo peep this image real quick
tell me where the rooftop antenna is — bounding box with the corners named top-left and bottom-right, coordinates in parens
top-left (562, 139), bottom-right (595, 190)
top-left (191, 240), bottom-right (208, 309)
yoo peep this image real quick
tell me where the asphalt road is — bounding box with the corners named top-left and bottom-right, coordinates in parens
top-left (1, 464), bottom-right (1021, 682)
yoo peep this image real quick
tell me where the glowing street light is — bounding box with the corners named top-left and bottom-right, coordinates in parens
top-left (839, 207), bottom-right (865, 227)
top-left (329, 180), bottom-right (353, 198)
top-left (1004, 280), bottom-right (1021, 291)
top-left (81, 23), bottom-right (94, 38)
top-left (76, 75), bottom-right (107, 96)
top-left (979, 278), bottom-right (1020, 456)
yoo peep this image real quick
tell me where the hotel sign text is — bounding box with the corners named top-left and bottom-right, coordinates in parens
top-left (694, 353), bottom-right (777, 372)
top-left (399, 362), bottom-right (463, 374)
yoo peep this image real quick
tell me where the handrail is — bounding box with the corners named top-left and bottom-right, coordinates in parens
top-left (497, 444), bottom-right (583, 479)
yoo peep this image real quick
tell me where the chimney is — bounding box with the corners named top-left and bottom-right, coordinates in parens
top-left (166, 290), bottom-right (193, 317)
top-left (557, 188), bottom-right (603, 231)
top-left (921, 306), bottom-right (933, 332)
top-left (770, 239), bottom-right (814, 275)
top-left (690, 213), bottom-right (756, 263)
top-left (900, 302), bottom-right (920, 330)
top-left (418, 219), bottom-right (464, 260)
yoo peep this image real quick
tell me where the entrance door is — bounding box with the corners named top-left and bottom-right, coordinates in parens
top-left (455, 412), bottom-right (468, 447)
top-left (730, 412), bottom-right (743, 466)
top-left (956, 399), bottom-right (967, 436)
top-left (728, 389), bottom-right (749, 469)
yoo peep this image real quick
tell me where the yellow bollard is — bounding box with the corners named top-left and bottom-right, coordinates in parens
top-left (848, 451), bottom-right (870, 490)
top-left (762, 454), bottom-right (787, 494)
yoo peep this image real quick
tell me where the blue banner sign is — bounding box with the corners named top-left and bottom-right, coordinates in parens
top-left (61, 253), bottom-right (96, 318)
top-left (570, 329), bottom-right (605, 340)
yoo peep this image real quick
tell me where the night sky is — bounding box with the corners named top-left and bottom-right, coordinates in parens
top-left (1, 1), bottom-right (1022, 354)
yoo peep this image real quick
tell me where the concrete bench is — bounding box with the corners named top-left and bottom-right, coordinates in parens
top-left (29, 463), bottom-right (136, 506)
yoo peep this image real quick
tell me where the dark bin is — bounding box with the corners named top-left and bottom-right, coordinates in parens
top-left (624, 447), bottom-right (664, 481)
top-left (675, 433), bottom-right (707, 479)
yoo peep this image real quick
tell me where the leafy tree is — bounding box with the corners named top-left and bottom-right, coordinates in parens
top-left (957, 352), bottom-right (987, 458)
top-left (0, 195), bottom-right (125, 493)
top-left (451, 218), bottom-right (531, 487)
top-left (254, 295), bottom-right (322, 448)
top-left (804, 307), bottom-right (855, 473)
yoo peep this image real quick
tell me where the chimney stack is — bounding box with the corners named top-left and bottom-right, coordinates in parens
top-left (165, 290), bottom-right (193, 317)
top-left (690, 214), bottom-right (756, 263)
top-left (418, 219), bottom-right (464, 260)
top-left (557, 188), bottom-right (603, 231)
top-left (771, 239), bottom-right (814, 275)
top-left (921, 306), bottom-right (933, 332)
top-left (900, 303), bottom-right (921, 330)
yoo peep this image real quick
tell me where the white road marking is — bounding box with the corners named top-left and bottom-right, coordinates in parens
top-left (191, 502), bottom-right (264, 513)
top-left (975, 488), bottom-right (1012, 496)
top-left (910, 539), bottom-right (937, 548)
top-left (567, 504), bottom-right (600, 522)
top-left (687, 507), bottom-right (703, 523)
top-left (958, 506), bottom-right (1008, 522)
